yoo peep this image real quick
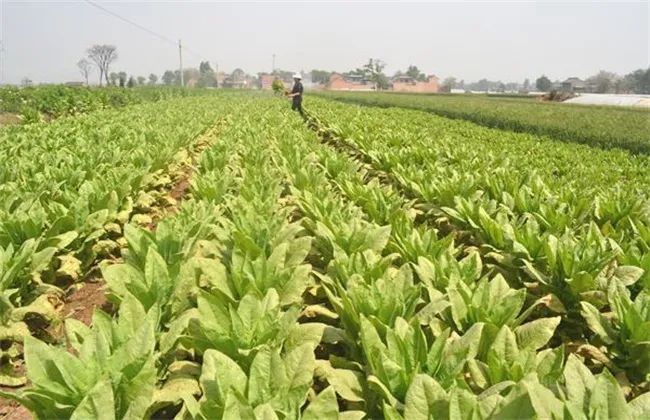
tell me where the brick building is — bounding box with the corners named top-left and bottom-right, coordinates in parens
top-left (391, 75), bottom-right (439, 93)
top-left (327, 73), bottom-right (376, 91)
top-left (325, 73), bottom-right (440, 93)
top-left (260, 74), bottom-right (276, 90)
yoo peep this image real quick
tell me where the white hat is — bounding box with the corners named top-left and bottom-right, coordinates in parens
top-left (293, 73), bottom-right (302, 79)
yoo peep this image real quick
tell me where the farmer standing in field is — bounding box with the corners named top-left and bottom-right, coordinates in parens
top-left (287, 73), bottom-right (304, 116)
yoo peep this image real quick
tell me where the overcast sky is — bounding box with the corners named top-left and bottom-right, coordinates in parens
top-left (1, 1), bottom-right (648, 85)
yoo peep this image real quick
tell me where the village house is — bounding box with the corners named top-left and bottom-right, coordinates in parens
top-left (258, 72), bottom-right (298, 90)
top-left (325, 73), bottom-right (440, 93)
top-left (391, 75), bottom-right (439, 93)
top-left (327, 73), bottom-right (376, 91)
top-left (561, 77), bottom-right (590, 93)
top-left (259, 74), bottom-right (276, 90)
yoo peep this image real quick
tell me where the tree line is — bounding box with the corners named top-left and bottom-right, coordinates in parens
top-left (73, 45), bottom-right (650, 94)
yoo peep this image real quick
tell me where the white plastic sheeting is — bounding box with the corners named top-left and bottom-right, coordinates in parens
top-left (564, 93), bottom-right (650, 108)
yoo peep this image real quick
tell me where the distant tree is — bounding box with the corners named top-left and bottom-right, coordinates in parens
top-left (127, 76), bottom-right (136, 88)
top-left (406, 65), bottom-right (422, 80)
top-left (458, 79), bottom-right (465, 90)
top-left (109, 72), bottom-right (119, 86)
top-left (311, 69), bottom-right (332, 84)
top-left (183, 68), bottom-right (200, 86)
top-left (622, 68), bottom-right (650, 94)
top-left (231, 68), bottom-right (246, 81)
top-left (440, 77), bottom-right (456, 92)
top-left (535, 75), bottom-right (552, 92)
top-left (613, 78), bottom-right (629, 94)
top-left (363, 58), bottom-right (389, 90)
top-left (505, 82), bottom-right (518, 92)
top-left (21, 77), bottom-right (33, 87)
top-left (198, 61), bottom-right (216, 87)
top-left (86, 44), bottom-right (117, 86)
top-left (476, 78), bottom-right (490, 92)
top-left (136, 76), bottom-right (146, 86)
top-left (523, 78), bottom-right (531, 91)
top-left (118, 71), bottom-right (127, 87)
top-left (148, 73), bottom-right (158, 85)
top-left (77, 58), bottom-right (93, 86)
top-left (199, 61), bottom-right (213, 74)
top-left (272, 69), bottom-right (294, 81)
top-left (376, 73), bottom-right (390, 90)
top-left (587, 70), bottom-right (618, 93)
top-left (162, 70), bottom-right (175, 86)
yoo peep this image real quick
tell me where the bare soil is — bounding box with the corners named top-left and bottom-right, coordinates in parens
top-left (0, 358), bottom-right (30, 420)
top-left (0, 113), bottom-right (21, 127)
top-left (146, 168), bottom-right (193, 231)
top-left (0, 399), bottom-right (32, 420)
top-left (65, 279), bottom-right (112, 325)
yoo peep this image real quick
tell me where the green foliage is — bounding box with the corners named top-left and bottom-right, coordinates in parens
top-left (536, 74), bottom-right (552, 92)
top-left (0, 85), bottom-right (208, 123)
top-left (272, 78), bottom-right (285, 94)
top-left (3, 92), bottom-right (649, 420)
top-left (314, 90), bottom-right (650, 154)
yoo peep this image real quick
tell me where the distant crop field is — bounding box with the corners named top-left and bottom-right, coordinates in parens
top-left (0, 85), bottom-right (208, 124)
top-left (315, 90), bottom-right (650, 154)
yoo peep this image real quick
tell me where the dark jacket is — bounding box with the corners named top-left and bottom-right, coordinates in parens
top-left (291, 81), bottom-right (303, 102)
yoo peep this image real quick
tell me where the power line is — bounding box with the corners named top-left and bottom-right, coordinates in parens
top-left (84, 0), bottom-right (176, 46)
top-left (83, 0), bottom-right (207, 60)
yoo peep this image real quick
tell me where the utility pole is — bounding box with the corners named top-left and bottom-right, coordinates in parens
top-left (179, 39), bottom-right (184, 87)
top-left (272, 53), bottom-right (275, 73)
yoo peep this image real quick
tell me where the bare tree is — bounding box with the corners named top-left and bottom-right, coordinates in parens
top-left (77, 58), bottom-right (93, 86)
top-left (86, 45), bottom-right (118, 86)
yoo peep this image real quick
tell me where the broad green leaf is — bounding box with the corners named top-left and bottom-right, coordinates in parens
top-left (580, 302), bottom-right (615, 345)
top-left (514, 316), bottom-right (560, 350)
top-left (302, 386), bottom-right (339, 420)
top-left (200, 349), bottom-right (247, 405)
top-left (248, 347), bottom-right (286, 407)
top-left (589, 369), bottom-right (630, 420)
top-left (254, 403), bottom-right (280, 420)
top-left (70, 378), bottom-right (115, 420)
top-left (613, 266), bottom-right (644, 286)
top-left (222, 390), bottom-right (255, 420)
top-left (403, 374), bottom-right (446, 420)
top-left (284, 344), bottom-right (316, 407)
top-left (629, 392), bottom-right (650, 417)
top-left (564, 354), bottom-right (595, 410)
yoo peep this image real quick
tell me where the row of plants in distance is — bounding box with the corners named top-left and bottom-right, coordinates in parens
top-left (0, 94), bottom-right (247, 390)
top-left (0, 85), bottom-right (209, 124)
top-left (4, 93), bottom-right (648, 418)
top-left (314, 90), bottom-right (650, 154)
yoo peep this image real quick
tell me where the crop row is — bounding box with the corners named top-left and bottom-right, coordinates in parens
top-left (305, 97), bottom-right (650, 381)
top-left (306, 97), bottom-right (650, 282)
top-left (0, 94), bottom-right (249, 389)
top-left (314, 91), bottom-right (650, 154)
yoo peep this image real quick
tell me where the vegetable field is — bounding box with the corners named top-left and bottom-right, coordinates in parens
top-left (1, 91), bottom-right (649, 419)
top-left (0, 86), bottom-right (200, 124)
top-left (315, 91), bottom-right (650, 154)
